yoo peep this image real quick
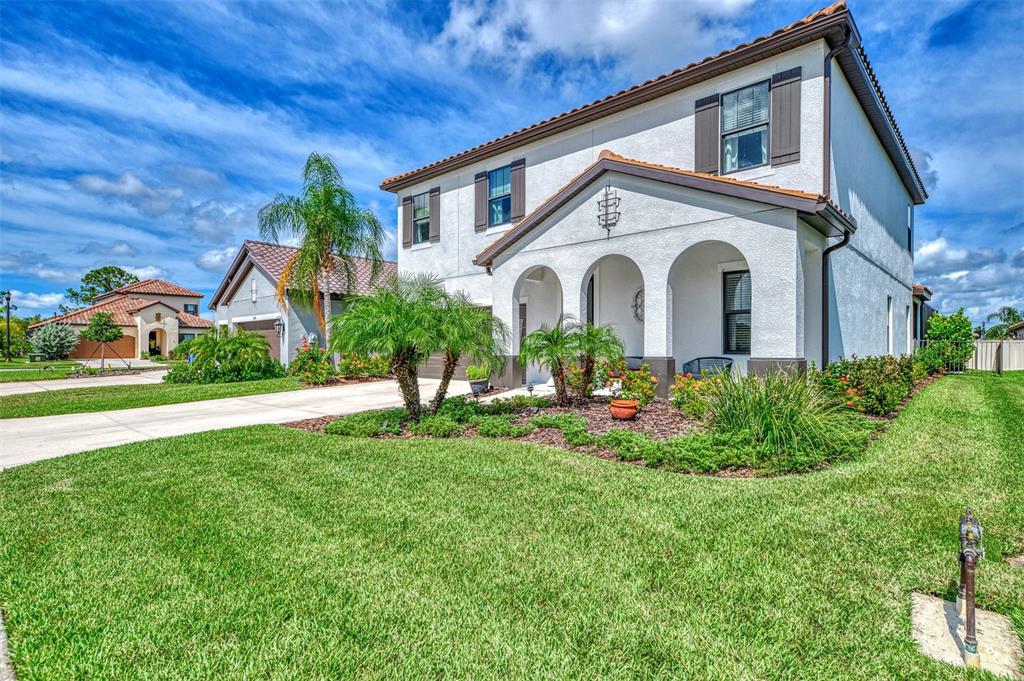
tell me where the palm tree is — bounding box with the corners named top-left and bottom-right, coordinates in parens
top-left (330, 273), bottom-right (445, 420)
top-left (428, 291), bottom-right (510, 413)
top-left (570, 321), bottom-right (624, 398)
top-left (518, 315), bottom-right (578, 406)
top-left (985, 306), bottom-right (1022, 339)
top-left (258, 152), bottom-right (385, 354)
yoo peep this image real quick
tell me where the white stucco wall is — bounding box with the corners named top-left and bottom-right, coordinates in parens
top-left (586, 255), bottom-right (645, 359)
top-left (827, 62), bottom-right (915, 360)
top-left (214, 265), bottom-right (300, 363)
top-left (397, 40), bottom-right (828, 307)
top-left (491, 173), bottom-right (809, 368)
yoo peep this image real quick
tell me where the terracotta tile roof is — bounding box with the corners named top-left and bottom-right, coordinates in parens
top-left (912, 284), bottom-right (933, 299)
top-left (243, 240), bottom-right (397, 296)
top-left (94, 278), bottom-right (204, 300)
top-left (380, 2), bottom-right (925, 202)
top-left (30, 295), bottom-right (214, 329)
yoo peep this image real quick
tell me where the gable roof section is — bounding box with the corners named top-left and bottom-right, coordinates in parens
top-left (29, 295), bottom-right (214, 329)
top-left (380, 1), bottom-right (926, 204)
top-left (912, 284), bottom-right (933, 300)
top-left (93, 278), bottom-right (203, 302)
top-left (474, 150), bottom-right (856, 268)
top-left (208, 240), bottom-right (398, 309)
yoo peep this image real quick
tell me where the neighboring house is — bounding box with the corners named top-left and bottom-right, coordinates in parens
top-left (382, 0), bottom-right (927, 394)
top-left (208, 240), bottom-right (397, 364)
top-left (912, 284), bottom-right (935, 343)
top-left (1009, 321), bottom-right (1024, 341)
top-left (29, 279), bottom-right (212, 359)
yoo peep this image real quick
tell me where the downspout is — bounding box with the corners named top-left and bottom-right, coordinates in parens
top-left (821, 30), bottom-right (853, 366)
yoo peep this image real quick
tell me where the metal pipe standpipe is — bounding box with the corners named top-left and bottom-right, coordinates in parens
top-left (957, 508), bottom-right (985, 668)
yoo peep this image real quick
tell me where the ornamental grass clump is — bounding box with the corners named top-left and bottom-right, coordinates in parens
top-left (702, 369), bottom-right (868, 472)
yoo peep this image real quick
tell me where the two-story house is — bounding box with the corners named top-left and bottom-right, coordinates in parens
top-left (382, 0), bottom-right (927, 395)
top-left (30, 279), bottom-right (212, 360)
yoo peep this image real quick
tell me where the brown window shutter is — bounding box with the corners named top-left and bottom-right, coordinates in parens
top-left (401, 196), bottom-right (413, 248)
top-left (770, 67), bottom-right (802, 166)
top-left (694, 94), bottom-right (720, 174)
top-left (510, 158), bottom-right (526, 222)
top-left (474, 171), bottom-right (488, 232)
top-left (428, 187), bottom-right (441, 242)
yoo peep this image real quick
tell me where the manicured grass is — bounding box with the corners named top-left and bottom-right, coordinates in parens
top-left (0, 368), bottom-right (75, 382)
top-left (0, 376), bottom-right (305, 418)
top-left (0, 357), bottom-right (81, 368)
top-left (0, 373), bottom-right (1021, 679)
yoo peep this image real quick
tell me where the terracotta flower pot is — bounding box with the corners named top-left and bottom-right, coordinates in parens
top-left (609, 399), bottom-right (639, 420)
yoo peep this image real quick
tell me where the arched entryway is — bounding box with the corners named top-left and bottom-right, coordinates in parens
top-left (580, 254), bottom-right (645, 362)
top-left (669, 240), bottom-right (751, 373)
top-left (147, 328), bottom-right (166, 357)
top-left (512, 265), bottom-right (563, 385)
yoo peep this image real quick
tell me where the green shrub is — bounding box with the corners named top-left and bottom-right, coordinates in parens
top-left (409, 414), bottom-right (464, 438)
top-left (163, 328), bottom-right (285, 384)
top-left (436, 396), bottom-right (485, 423)
top-left (598, 429), bottom-right (665, 462)
top-left (702, 370), bottom-right (863, 471)
top-left (325, 408), bottom-right (408, 437)
top-left (170, 338), bottom-right (195, 360)
top-left (530, 413), bottom-right (596, 446)
top-left (465, 364), bottom-right (490, 381)
top-left (473, 414), bottom-right (534, 438)
top-left (30, 323), bottom-right (78, 359)
top-left (819, 355), bottom-right (913, 415)
top-left (669, 373), bottom-right (713, 418)
top-left (659, 431), bottom-right (763, 472)
top-left (289, 338), bottom-right (334, 385)
top-left (336, 352), bottom-right (390, 378)
top-left (483, 395), bottom-right (552, 414)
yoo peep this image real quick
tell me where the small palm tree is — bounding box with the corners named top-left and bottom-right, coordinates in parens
top-left (518, 315), bottom-right (578, 406)
top-left (984, 306), bottom-right (1023, 339)
top-left (570, 322), bottom-right (624, 397)
top-left (331, 274), bottom-right (445, 420)
top-left (259, 152), bottom-right (385, 353)
top-left (429, 291), bottom-right (510, 412)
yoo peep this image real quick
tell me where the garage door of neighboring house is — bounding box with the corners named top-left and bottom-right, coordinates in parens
top-left (237, 320), bottom-right (280, 360)
top-left (71, 335), bottom-right (136, 360)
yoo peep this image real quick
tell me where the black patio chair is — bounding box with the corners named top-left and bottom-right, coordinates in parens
top-left (679, 356), bottom-right (733, 377)
top-left (625, 356), bottom-right (644, 371)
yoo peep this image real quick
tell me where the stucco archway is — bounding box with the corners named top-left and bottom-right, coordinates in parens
top-left (580, 254), bottom-right (645, 361)
top-left (512, 265), bottom-right (563, 385)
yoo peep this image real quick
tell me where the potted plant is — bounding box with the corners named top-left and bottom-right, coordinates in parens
top-left (466, 364), bottom-right (491, 396)
top-left (609, 387), bottom-right (639, 420)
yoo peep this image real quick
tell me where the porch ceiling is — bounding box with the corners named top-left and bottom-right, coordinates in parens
top-left (474, 151), bottom-right (856, 268)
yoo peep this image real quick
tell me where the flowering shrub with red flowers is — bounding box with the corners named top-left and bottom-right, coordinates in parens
top-left (670, 372), bottom-right (713, 418)
top-left (337, 352), bottom-right (390, 379)
top-left (816, 355), bottom-right (914, 416)
top-left (563, 363), bottom-right (598, 400)
top-left (289, 338), bottom-right (334, 385)
top-left (612, 362), bottom-right (657, 407)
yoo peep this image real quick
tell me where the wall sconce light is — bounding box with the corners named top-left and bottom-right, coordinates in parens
top-left (274, 319), bottom-right (284, 337)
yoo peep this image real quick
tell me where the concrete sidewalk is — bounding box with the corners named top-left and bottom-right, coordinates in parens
top-left (0, 370), bottom-right (168, 396)
top-left (1, 378), bottom-right (467, 469)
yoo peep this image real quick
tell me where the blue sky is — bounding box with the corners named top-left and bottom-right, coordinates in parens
top-left (1, 0), bottom-right (1021, 324)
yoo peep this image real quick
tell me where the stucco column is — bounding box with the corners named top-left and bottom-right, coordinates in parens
top-left (641, 263), bottom-right (673, 396)
top-left (491, 269), bottom-right (520, 388)
top-left (748, 249), bottom-right (806, 374)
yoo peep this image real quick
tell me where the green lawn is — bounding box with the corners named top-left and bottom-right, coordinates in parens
top-left (0, 373), bottom-right (1021, 679)
top-left (0, 376), bottom-right (305, 418)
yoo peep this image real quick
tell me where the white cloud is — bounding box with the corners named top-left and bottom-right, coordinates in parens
top-left (194, 246), bottom-right (238, 272)
top-left (0, 250), bottom-right (75, 282)
top-left (187, 200), bottom-right (252, 243)
top-left (73, 171), bottom-right (184, 217)
top-left (124, 265), bottom-right (167, 280)
top-left (9, 290), bottom-right (66, 310)
top-left (78, 240), bottom-right (140, 257)
top-left (914, 237), bottom-right (1005, 276)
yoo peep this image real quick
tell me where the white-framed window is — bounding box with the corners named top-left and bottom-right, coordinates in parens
top-left (411, 192), bottom-right (430, 244)
top-left (721, 81), bottom-right (770, 174)
top-left (250, 278), bottom-right (258, 303)
top-left (488, 165), bottom-right (512, 227)
top-left (886, 295), bottom-right (893, 355)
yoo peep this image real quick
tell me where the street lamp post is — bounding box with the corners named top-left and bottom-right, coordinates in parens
top-left (2, 290), bottom-right (15, 363)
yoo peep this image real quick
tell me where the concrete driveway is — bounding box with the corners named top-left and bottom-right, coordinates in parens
top-left (0, 370), bottom-right (168, 396)
top-left (1, 378), bottom-right (467, 469)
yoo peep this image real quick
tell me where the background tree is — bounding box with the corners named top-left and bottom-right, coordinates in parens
top-left (331, 274), bottom-right (444, 420)
top-left (571, 321), bottom-right (624, 397)
top-left (428, 291), bottom-right (509, 413)
top-left (61, 266), bottom-right (139, 312)
top-left (984, 306), bottom-right (1022, 339)
top-left (519, 315), bottom-right (578, 406)
top-left (79, 311), bottom-right (123, 369)
top-left (30, 323), bottom-right (78, 360)
top-left (258, 152), bottom-right (385, 354)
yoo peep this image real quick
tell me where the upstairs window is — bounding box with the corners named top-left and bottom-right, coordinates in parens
top-left (723, 271), bottom-right (752, 354)
top-left (721, 81), bottom-right (770, 174)
top-left (184, 303), bottom-right (198, 315)
top-left (412, 192), bottom-right (430, 244)
top-left (488, 165), bottom-right (512, 227)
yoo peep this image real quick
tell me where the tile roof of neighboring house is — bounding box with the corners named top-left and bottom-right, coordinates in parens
top-left (29, 295), bottom-right (214, 329)
top-left (93, 278), bottom-right (204, 301)
top-left (912, 284), bottom-right (933, 300)
top-left (474, 150), bottom-right (856, 267)
top-left (379, 1), bottom-right (926, 203)
top-left (208, 240), bottom-right (398, 309)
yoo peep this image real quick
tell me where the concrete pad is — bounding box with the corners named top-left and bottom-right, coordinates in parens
top-left (0, 370), bottom-right (167, 396)
top-left (910, 592), bottom-right (1022, 679)
top-left (0, 378), bottom-right (469, 469)
top-left (0, 609), bottom-right (13, 681)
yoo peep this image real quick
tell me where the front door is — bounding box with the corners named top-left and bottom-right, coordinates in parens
top-left (148, 330), bottom-right (159, 355)
top-left (518, 303), bottom-right (527, 385)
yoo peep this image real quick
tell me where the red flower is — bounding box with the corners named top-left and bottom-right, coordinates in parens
top-left (839, 376), bottom-right (849, 383)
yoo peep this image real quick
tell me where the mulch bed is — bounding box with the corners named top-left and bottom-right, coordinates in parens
top-left (319, 375), bottom-right (392, 387)
top-left (68, 369), bottom-right (144, 378)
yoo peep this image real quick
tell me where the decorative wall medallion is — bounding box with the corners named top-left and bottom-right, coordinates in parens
top-left (632, 288), bottom-right (644, 322)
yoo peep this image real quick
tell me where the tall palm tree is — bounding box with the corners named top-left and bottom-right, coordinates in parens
top-left (429, 291), bottom-right (510, 413)
top-left (985, 306), bottom-right (1022, 339)
top-left (331, 274), bottom-right (445, 420)
top-left (518, 315), bottom-right (578, 406)
top-left (258, 152), bottom-right (385, 353)
top-left (570, 321), bottom-right (624, 398)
